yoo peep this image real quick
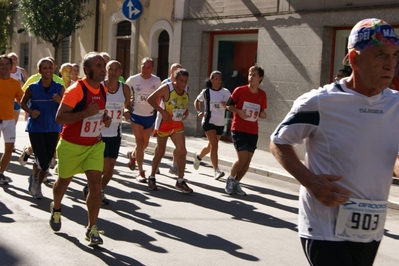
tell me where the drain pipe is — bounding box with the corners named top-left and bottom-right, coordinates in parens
top-left (94, 0), bottom-right (100, 51)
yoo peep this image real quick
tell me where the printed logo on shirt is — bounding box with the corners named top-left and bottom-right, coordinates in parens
top-left (359, 108), bottom-right (383, 114)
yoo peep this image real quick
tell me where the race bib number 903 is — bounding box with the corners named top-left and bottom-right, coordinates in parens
top-left (335, 198), bottom-right (388, 242)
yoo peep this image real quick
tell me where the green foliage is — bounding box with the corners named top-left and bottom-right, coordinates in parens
top-left (0, 1), bottom-right (15, 54)
top-left (18, 0), bottom-right (93, 49)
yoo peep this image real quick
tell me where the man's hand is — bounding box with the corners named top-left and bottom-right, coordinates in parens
top-left (103, 113), bottom-right (112, 128)
top-left (307, 174), bottom-right (351, 207)
top-left (85, 101), bottom-right (99, 117)
top-left (123, 109), bottom-right (131, 121)
top-left (259, 110), bottom-right (267, 119)
top-left (237, 109), bottom-right (250, 120)
top-left (161, 110), bottom-right (171, 122)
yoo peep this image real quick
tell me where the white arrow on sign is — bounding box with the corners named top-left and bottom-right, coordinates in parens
top-left (127, 0), bottom-right (141, 18)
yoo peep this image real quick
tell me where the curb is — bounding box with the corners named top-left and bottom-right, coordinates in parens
top-left (121, 122), bottom-right (399, 211)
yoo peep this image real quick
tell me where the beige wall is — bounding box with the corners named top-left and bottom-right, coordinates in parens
top-left (9, 0), bottom-right (179, 79)
top-left (96, 0), bottom-right (177, 77)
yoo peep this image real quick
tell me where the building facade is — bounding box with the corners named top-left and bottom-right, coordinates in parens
top-left (7, 0), bottom-right (399, 155)
top-left (179, 0), bottom-right (399, 155)
top-left (9, 0), bottom-right (182, 82)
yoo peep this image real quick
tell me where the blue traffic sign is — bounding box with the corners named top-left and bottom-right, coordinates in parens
top-left (122, 0), bottom-right (143, 20)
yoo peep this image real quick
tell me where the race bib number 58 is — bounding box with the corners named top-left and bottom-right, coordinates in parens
top-left (335, 198), bottom-right (388, 242)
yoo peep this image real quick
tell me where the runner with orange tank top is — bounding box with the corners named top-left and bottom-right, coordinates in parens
top-left (49, 52), bottom-right (112, 247)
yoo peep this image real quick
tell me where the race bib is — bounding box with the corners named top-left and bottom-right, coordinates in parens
top-left (105, 102), bottom-right (124, 123)
top-left (242, 101), bottom-right (260, 122)
top-left (135, 92), bottom-right (150, 103)
top-left (80, 110), bottom-right (105, 137)
top-left (210, 101), bottom-right (223, 111)
top-left (172, 109), bottom-right (186, 121)
top-left (335, 198), bottom-right (388, 242)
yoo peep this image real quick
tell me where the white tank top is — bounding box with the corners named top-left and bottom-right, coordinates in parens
top-left (102, 82), bottom-right (125, 137)
top-left (10, 67), bottom-right (24, 82)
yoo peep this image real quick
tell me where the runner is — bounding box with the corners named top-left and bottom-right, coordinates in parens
top-left (20, 57), bottom-right (64, 198)
top-left (270, 18), bottom-right (399, 265)
top-left (82, 60), bottom-right (131, 205)
top-left (49, 52), bottom-right (111, 246)
top-left (125, 57), bottom-right (161, 182)
top-left (193, 70), bottom-right (231, 180)
top-left (224, 66), bottom-right (267, 195)
top-left (146, 69), bottom-right (192, 193)
top-left (8, 52), bottom-right (28, 125)
top-left (0, 54), bottom-right (24, 185)
top-left (156, 63), bottom-right (183, 175)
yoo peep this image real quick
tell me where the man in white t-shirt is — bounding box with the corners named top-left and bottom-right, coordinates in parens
top-left (125, 57), bottom-right (161, 182)
top-left (270, 18), bottom-right (399, 265)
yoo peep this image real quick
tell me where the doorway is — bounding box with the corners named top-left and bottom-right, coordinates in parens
top-left (157, 30), bottom-right (169, 81)
top-left (116, 39), bottom-right (131, 80)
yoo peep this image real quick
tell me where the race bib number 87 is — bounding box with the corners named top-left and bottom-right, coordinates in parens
top-left (335, 198), bottom-right (388, 242)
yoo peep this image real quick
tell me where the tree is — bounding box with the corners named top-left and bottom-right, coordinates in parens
top-left (18, 0), bottom-right (93, 65)
top-left (0, 1), bottom-right (15, 54)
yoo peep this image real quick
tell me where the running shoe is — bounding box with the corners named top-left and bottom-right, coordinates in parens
top-left (49, 202), bottom-right (61, 231)
top-left (101, 190), bottom-right (110, 205)
top-left (4, 175), bottom-right (12, 183)
top-left (35, 182), bottom-right (43, 199)
top-left (50, 158), bottom-right (57, 169)
top-left (0, 173), bottom-right (8, 185)
top-left (234, 180), bottom-right (247, 196)
top-left (82, 184), bottom-right (89, 199)
top-left (193, 153), bottom-right (201, 170)
top-left (214, 169), bottom-right (225, 180)
top-left (29, 177), bottom-right (40, 197)
top-left (168, 166), bottom-right (178, 176)
top-left (175, 180), bottom-right (193, 194)
top-left (127, 151), bottom-right (136, 171)
top-left (18, 146), bottom-right (30, 166)
top-left (147, 176), bottom-right (157, 191)
top-left (137, 170), bottom-right (147, 183)
top-left (85, 225), bottom-right (104, 246)
top-left (225, 177), bottom-right (235, 195)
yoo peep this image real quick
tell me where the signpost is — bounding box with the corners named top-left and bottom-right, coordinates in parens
top-left (122, 0), bottom-right (143, 20)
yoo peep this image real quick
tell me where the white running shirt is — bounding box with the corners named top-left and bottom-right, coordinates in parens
top-left (125, 74), bottom-right (161, 117)
top-left (196, 87), bottom-right (231, 126)
top-left (271, 78), bottom-right (399, 242)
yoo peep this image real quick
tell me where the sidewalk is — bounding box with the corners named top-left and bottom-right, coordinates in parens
top-left (121, 122), bottom-right (399, 210)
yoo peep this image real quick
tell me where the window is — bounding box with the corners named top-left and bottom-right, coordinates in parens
top-left (117, 21), bottom-right (132, 36)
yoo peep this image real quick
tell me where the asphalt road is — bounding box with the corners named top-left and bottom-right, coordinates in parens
top-left (0, 121), bottom-right (398, 266)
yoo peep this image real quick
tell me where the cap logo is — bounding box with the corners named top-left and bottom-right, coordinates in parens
top-left (348, 18), bottom-right (399, 51)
